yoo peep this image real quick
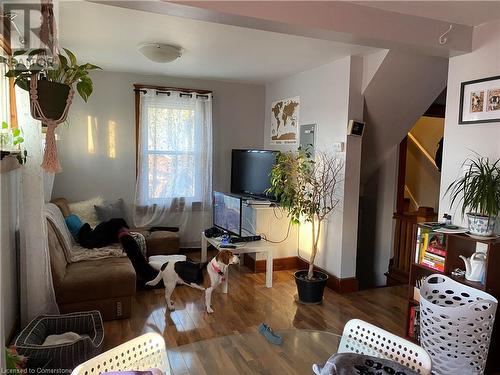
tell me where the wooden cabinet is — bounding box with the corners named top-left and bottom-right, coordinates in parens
top-left (406, 223), bottom-right (500, 372)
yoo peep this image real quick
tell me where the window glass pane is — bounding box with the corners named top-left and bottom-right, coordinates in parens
top-left (147, 153), bottom-right (195, 199)
top-left (147, 106), bottom-right (195, 152)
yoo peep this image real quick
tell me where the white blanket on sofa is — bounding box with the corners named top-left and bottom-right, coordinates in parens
top-left (45, 203), bottom-right (125, 263)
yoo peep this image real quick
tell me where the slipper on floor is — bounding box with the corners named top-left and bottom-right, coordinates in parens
top-left (258, 323), bottom-right (283, 345)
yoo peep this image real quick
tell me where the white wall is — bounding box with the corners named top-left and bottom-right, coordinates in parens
top-left (439, 20), bottom-right (500, 225)
top-left (53, 71), bottom-right (265, 205)
top-left (264, 57), bottom-right (363, 278)
top-left (0, 168), bottom-right (20, 343)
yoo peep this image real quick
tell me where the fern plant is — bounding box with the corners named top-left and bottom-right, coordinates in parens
top-left (445, 156), bottom-right (500, 218)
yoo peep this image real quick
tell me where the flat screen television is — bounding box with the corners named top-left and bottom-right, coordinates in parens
top-left (231, 149), bottom-right (278, 200)
top-left (213, 191), bottom-right (242, 236)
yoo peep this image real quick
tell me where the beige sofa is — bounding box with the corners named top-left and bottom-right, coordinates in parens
top-left (47, 211), bottom-right (136, 320)
top-left (46, 199), bottom-right (181, 320)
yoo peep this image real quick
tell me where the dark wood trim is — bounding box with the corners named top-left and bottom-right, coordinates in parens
top-left (423, 104), bottom-right (446, 118)
top-left (244, 254), bottom-right (300, 273)
top-left (134, 83), bottom-right (212, 95)
top-left (244, 254), bottom-right (359, 294)
top-left (296, 257), bottom-right (359, 294)
top-left (134, 89), bottom-right (140, 178)
top-left (396, 136), bottom-right (407, 214)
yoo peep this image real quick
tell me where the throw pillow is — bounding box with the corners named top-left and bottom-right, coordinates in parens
top-left (64, 214), bottom-right (84, 240)
top-left (95, 198), bottom-right (127, 222)
top-left (68, 196), bottom-right (104, 228)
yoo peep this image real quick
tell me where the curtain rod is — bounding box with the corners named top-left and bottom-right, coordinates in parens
top-left (133, 83), bottom-right (212, 95)
top-left (133, 89), bottom-right (210, 99)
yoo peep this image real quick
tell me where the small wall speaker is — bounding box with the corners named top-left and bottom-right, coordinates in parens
top-left (347, 120), bottom-right (365, 137)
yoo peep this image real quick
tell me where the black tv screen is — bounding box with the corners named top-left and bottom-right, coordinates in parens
top-left (231, 149), bottom-right (278, 199)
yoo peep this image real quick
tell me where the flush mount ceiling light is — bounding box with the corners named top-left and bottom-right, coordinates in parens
top-left (138, 43), bottom-right (182, 63)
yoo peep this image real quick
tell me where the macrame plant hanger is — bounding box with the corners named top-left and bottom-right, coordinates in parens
top-left (30, 0), bottom-right (74, 173)
top-left (29, 76), bottom-right (74, 173)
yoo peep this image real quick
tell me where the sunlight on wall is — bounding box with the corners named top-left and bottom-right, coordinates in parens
top-left (87, 116), bottom-right (98, 154)
top-left (108, 121), bottom-right (116, 159)
top-left (298, 218), bottom-right (326, 262)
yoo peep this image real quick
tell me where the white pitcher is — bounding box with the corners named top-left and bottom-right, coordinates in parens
top-left (459, 252), bottom-right (486, 282)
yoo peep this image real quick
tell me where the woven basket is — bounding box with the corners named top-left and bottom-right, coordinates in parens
top-left (419, 274), bottom-right (497, 374)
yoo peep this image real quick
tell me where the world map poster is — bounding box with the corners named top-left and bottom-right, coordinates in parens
top-left (270, 96), bottom-right (299, 144)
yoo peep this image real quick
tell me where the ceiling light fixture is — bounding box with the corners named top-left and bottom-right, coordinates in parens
top-left (138, 43), bottom-right (182, 63)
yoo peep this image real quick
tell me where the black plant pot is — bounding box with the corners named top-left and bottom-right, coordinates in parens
top-left (34, 80), bottom-right (71, 121)
top-left (294, 270), bottom-right (328, 304)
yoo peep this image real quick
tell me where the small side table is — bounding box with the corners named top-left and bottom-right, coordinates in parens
top-left (201, 232), bottom-right (274, 293)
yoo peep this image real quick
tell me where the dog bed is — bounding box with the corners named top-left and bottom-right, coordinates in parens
top-left (14, 311), bottom-right (104, 370)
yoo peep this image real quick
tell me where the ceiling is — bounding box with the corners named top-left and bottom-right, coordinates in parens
top-left (59, 1), bottom-right (378, 84)
top-left (353, 1), bottom-right (500, 27)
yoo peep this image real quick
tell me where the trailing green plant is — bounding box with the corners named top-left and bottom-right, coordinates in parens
top-left (1, 121), bottom-right (28, 164)
top-left (267, 148), bottom-right (344, 279)
top-left (445, 156), bottom-right (500, 218)
top-left (5, 346), bottom-right (27, 373)
top-left (1, 48), bottom-right (101, 102)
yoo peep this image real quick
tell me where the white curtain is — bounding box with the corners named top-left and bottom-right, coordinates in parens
top-left (17, 87), bottom-right (59, 325)
top-left (134, 89), bottom-right (213, 247)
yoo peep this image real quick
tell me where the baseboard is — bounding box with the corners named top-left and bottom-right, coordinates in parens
top-left (296, 257), bottom-right (358, 294)
top-left (244, 254), bottom-right (359, 294)
top-left (243, 254), bottom-right (299, 272)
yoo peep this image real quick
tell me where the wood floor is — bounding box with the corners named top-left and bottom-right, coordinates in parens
top-left (103, 250), bottom-right (409, 353)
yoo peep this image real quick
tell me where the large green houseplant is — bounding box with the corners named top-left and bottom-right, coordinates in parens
top-left (445, 156), bottom-right (500, 237)
top-left (2, 48), bottom-right (101, 120)
top-left (267, 148), bottom-right (343, 303)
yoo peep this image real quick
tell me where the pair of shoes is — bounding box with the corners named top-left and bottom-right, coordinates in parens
top-left (258, 323), bottom-right (283, 345)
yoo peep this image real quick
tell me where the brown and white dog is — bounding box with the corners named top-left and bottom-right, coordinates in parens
top-left (146, 250), bottom-right (239, 314)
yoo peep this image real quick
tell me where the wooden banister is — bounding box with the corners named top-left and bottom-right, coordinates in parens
top-left (385, 207), bottom-right (437, 285)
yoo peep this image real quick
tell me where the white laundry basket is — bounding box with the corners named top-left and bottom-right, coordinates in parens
top-left (419, 274), bottom-right (497, 374)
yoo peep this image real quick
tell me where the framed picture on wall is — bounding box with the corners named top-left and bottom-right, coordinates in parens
top-left (459, 75), bottom-right (500, 124)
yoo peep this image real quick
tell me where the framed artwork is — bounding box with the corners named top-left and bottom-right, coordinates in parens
top-left (459, 75), bottom-right (500, 124)
top-left (270, 96), bottom-right (299, 144)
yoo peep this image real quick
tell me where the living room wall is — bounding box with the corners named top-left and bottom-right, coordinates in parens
top-left (439, 19), bottom-right (500, 227)
top-left (263, 56), bottom-right (363, 279)
top-left (53, 71), bottom-right (265, 210)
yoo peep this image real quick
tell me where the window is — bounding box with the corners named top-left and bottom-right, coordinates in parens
top-left (135, 88), bottom-right (212, 207)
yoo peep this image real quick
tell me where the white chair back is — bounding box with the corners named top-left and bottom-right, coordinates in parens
top-left (71, 332), bottom-right (170, 375)
top-left (338, 319), bottom-right (431, 375)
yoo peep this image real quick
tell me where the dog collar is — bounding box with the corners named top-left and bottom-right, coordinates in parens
top-left (211, 259), bottom-right (225, 278)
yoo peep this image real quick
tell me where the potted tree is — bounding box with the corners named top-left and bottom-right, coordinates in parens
top-left (268, 148), bottom-right (343, 303)
top-left (445, 156), bottom-right (500, 237)
top-left (2, 48), bottom-right (101, 120)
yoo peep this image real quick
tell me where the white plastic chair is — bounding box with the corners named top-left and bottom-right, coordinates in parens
top-left (338, 319), bottom-right (432, 375)
top-left (71, 332), bottom-right (170, 375)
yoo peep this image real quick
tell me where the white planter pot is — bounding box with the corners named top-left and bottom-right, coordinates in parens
top-left (467, 213), bottom-right (496, 237)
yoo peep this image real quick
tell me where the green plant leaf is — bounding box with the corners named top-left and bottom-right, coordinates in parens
top-left (13, 49), bottom-right (27, 56)
top-left (14, 77), bottom-right (29, 91)
top-left (28, 48), bottom-right (48, 56)
top-left (76, 76), bottom-right (93, 102)
top-left (13, 137), bottom-right (23, 145)
top-left (2, 121), bottom-right (8, 129)
top-left (12, 128), bottom-right (20, 137)
top-left (63, 48), bottom-right (77, 66)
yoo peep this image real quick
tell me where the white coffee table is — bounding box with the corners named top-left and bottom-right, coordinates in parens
top-left (201, 232), bottom-right (274, 293)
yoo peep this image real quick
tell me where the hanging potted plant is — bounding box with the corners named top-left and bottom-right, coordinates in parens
top-left (3, 48), bottom-right (101, 118)
top-left (267, 148), bottom-right (344, 303)
top-left (1, 48), bottom-right (101, 172)
top-left (445, 156), bottom-right (500, 237)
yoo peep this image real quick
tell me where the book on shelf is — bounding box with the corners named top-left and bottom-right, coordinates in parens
top-left (408, 305), bottom-right (421, 343)
top-left (426, 244), bottom-right (446, 257)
